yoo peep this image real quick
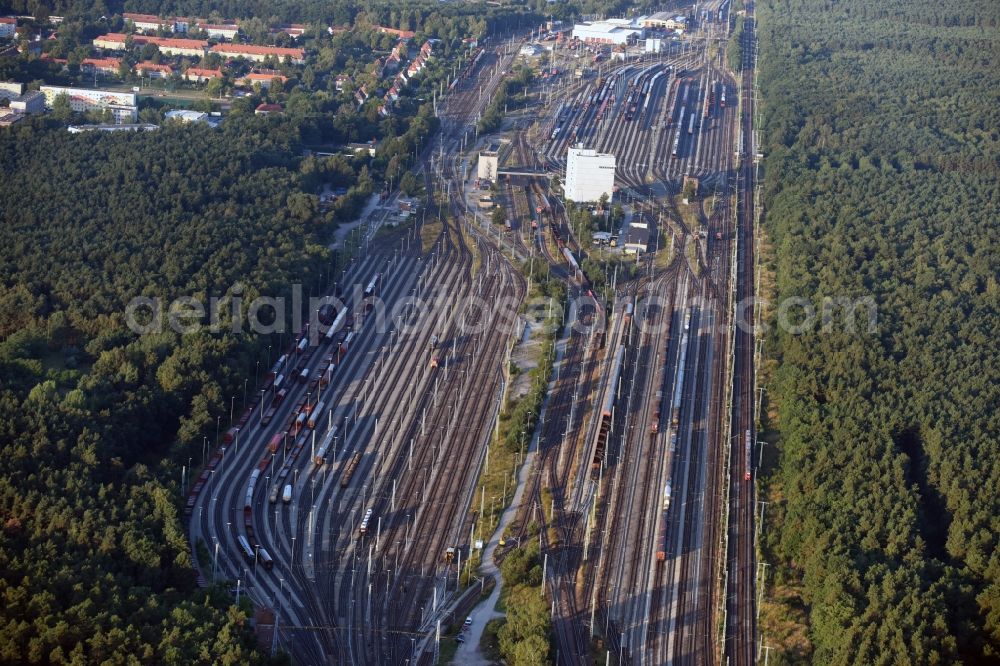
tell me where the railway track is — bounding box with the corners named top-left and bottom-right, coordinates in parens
top-left (214, 13), bottom-right (754, 663)
top-left (331, 235), bottom-right (476, 662)
top-left (184, 29), bottom-right (547, 666)
top-left (726, 3), bottom-right (759, 665)
top-left (340, 163), bottom-right (525, 661)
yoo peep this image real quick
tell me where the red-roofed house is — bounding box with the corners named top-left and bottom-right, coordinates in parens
top-left (406, 55), bottom-right (426, 78)
top-left (40, 53), bottom-right (68, 66)
top-left (354, 85), bottom-right (369, 106)
top-left (184, 66), bottom-right (222, 83)
top-left (381, 91), bottom-right (395, 114)
top-left (93, 33), bottom-right (208, 57)
top-left (239, 72), bottom-right (288, 88)
top-left (273, 23), bottom-right (305, 38)
top-left (197, 23), bottom-right (239, 40)
top-left (210, 43), bottom-right (304, 64)
top-left (255, 102), bottom-right (282, 115)
top-left (420, 40), bottom-right (434, 57)
top-left (385, 43), bottom-right (404, 71)
top-left (135, 62), bottom-right (173, 78)
top-left (375, 25), bottom-right (415, 40)
top-left (0, 17), bottom-right (17, 38)
top-left (81, 57), bottom-right (122, 76)
top-left (123, 13), bottom-right (172, 33)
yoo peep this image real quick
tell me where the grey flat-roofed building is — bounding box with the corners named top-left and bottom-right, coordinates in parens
top-left (622, 221), bottom-right (650, 254)
top-left (10, 90), bottom-right (44, 114)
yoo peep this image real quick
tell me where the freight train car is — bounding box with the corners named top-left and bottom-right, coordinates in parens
top-left (238, 534), bottom-right (255, 562)
top-left (341, 451), bottom-right (363, 488)
top-left (562, 247), bottom-right (584, 284)
top-left (744, 430), bottom-right (752, 481)
top-left (592, 345), bottom-right (625, 480)
top-left (670, 311), bottom-right (692, 426)
top-left (313, 426), bottom-right (337, 466)
top-left (359, 508), bottom-right (373, 536)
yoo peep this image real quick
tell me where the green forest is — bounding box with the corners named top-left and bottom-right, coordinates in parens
top-left (0, 0), bottom-right (630, 28)
top-left (756, 0), bottom-right (1000, 662)
top-left (0, 118), bottom-right (340, 662)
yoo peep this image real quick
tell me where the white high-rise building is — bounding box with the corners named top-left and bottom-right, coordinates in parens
top-left (564, 147), bottom-right (616, 203)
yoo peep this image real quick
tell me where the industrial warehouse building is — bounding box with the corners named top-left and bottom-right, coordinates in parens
top-left (564, 147), bottom-right (616, 203)
top-left (571, 18), bottom-right (644, 45)
top-left (642, 12), bottom-right (688, 31)
top-left (622, 221), bottom-right (651, 254)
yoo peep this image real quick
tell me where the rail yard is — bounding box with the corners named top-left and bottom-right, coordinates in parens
top-left (187, 0), bottom-right (761, 663)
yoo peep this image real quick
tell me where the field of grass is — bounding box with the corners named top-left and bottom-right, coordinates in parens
top-left (421, 217), bottom-right (444, 254)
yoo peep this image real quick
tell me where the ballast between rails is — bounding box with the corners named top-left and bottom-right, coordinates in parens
top-left (657, 309), bottom-right (691, 561)
top-left (450, 47), bottom-right (484, 89)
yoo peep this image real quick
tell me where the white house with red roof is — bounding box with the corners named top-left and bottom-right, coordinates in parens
top-left (239, 72), bottom-right (288, 88)
top-left (196, 23), bottom-right (239, 40)
top-left (81, 57), bottom-right (122, 76)
top-left (184, 67), bottom-right (222, 83)
top-left (135, 62), bottom-right (173, 78)
top-left (210, 43), bottom-right (304, 64)
top-left (123, 13), bottom-right (172, 33)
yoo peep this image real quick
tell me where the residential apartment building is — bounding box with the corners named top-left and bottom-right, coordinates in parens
top-left (81, 57), bottom-right (122, 76)
top-left (135, 62), bottom-right (173, 79)
top-left (209, 43), bottom-right (305, 64)
top-left (123, 13), bottom-right (173, 33)
top-left (40, 85), bottom-right (138, 123)
top-left (0, 17), bottom-right (17, 38)
top-left (238, 72), bottom-right (288, 88)
top-left (184, 67), bottom-right (222, 83)
top-left (197, 23), bottom-right (239, 40)
top-left (93, 33), bottom-right (208, 57)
